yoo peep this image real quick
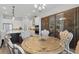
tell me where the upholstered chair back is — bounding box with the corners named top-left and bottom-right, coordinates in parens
top-left (41, 29), bottom-right (49, 36)
top-left (60, 30), bottom-right (73, 52)
top-left (60, 30), bottom-right (69, 46)
top-left (65, 32), bottom-right (73, 50)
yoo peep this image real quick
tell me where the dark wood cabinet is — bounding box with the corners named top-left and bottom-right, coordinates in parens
top-left (41, 17), bottom-right (49, 30)
top-left (76, 7), bottom-right (79, 49)
top-left (48, 15), bottom-right (56, 37)
top-left (63, 8), bottom-right (77, 49)
top-left (56, 13), bottom-right (64, 32)
top-left (64, 8), bottom-right (76, 32)
top-left (49, 15), bottom-right (56, 32)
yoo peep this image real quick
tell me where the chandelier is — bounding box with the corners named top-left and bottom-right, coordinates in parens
top-left (34, 4), bottom-right (46, 12)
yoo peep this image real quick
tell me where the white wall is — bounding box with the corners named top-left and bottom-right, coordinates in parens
top-left (35, 16), bottom-right (41, 35)
top-left (12, 20), bottom-right (22, 29)
top-left (22, 16), bottom-right (33, 31)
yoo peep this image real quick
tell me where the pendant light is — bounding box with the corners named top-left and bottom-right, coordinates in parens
top-left (12, 6), bottom-right (15, 21)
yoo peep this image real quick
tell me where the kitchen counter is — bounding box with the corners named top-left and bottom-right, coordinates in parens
top-left (6, 30), bottom-right (23, 34)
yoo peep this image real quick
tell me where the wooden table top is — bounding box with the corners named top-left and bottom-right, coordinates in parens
top-left (21, 36), bottom-right (64, 54)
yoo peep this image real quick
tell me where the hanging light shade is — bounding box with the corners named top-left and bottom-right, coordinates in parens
top-left (12, 6), bottom-right (15, 21)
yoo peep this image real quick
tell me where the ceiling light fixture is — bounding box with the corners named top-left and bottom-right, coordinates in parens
top-left (5, 11), bottom-right (8, 14)
top-left (2, 6), bottom-right (6, 10)
top-left (12, 6), bottom-right (15, 21)
top-left (34, 4), bottom-right (46, 12)
top-left (34, 4), bottom-right (38, 8)
top-left (33, 10), bottom-right (35, 12)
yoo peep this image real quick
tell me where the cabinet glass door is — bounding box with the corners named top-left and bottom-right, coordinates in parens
top-left (49, 15), bottom-right (55, 32)
top-left (56, 13), bottom-right (64, 32)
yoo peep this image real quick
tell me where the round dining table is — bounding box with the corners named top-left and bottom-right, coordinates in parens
top-left (21, 36), bottom-right (64, 54)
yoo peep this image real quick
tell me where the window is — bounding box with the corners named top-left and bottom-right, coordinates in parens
top-left (3, 23), bottom-right (12, 32)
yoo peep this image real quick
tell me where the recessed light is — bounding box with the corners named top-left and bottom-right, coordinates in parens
top-left (33, 10), bottom-right (35, 12)
top-left (43, 4), bottom-right (46, 6)
top-left (2, 6), bottom-right (6, 10)
top-left (38, 7), bottom-right (42, 10)
top-left (34, 4), bottom-right (38, 8)
top-left (5, 11), bottom-right (8, 14)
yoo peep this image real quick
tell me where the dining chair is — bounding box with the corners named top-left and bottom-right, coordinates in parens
top-left (41, 29), bottom-right (49, 36)
top-left (59, 30), bottom-right (69, 46)
top-left (13, 44), bottom-right (25, 54)
top-left (64, 32), bottom-right (74, 54)
top-left (4, 34), bottom-right (14, 54)
top-left (75, 41), bottom-right (79, 54)
top-left (0, 32), bottom-right (5, 47)
top-left (20, 31), bottom-right (30, 39)
top-left (0, 31), bottom-right (1, 47)
top-left (4, 34), bottom-right (25, 54)
top-left (65, 33), bottom-right (73, 50)
top-left (60, 30), bottom-right (74, 54)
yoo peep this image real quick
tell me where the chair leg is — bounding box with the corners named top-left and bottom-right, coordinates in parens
top-left (0, 39), bottom-right (4, 48)
top-left (64, 48), bottom-right (74, 54)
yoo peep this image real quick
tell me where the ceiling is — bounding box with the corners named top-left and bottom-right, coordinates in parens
top-left (0, 4), bottom-right (79, 18)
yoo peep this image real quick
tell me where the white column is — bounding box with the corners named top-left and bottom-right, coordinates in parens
top-left (35, 16), bottom-right (41, 35)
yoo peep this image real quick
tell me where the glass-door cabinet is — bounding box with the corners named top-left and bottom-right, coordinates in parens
top-left (56, 13), bottom-right (64, 32)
